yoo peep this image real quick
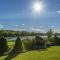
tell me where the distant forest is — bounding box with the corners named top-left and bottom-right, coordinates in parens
top-left (0, 30), bottom-right (60, 37)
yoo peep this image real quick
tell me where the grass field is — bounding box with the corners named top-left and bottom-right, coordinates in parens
top-left (13, 46), bottom-right (60, 60)
top-left (0, 45), bottom-right (60, 60)
top-left (7, 41), bottom-right (15, 48)
top-left (0, 41), bottom-right (60, 60)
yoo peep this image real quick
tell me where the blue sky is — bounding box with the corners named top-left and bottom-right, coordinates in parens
top-left (0, 0), bottom-right (60, 32)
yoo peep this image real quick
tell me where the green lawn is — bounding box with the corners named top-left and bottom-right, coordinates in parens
top-left (13, 46), bottom-right (60, 60)
top-left (7, 41), bottom-right (15, 48)
top-left (0, 42), bottom-right (60, 60)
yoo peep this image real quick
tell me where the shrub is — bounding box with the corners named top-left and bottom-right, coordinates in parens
top-left (32, 36), bottom-right (47, 49)
top-left (0, 36), bottom-right (8, 56)
top-left (13, 37), bottom-right (23, 52)
top-left (22, 38), bottom-right (32, 51)
top-left (54, 34), bottom-right (60, 45)
top-left (47, 29), bottom-right (53, 36)
top-left (48, 37), bottom-right (55, 46)
top-left (47, 29), bottom-right (53, 41)
top-left (46, 29), bottom-right (55, 46)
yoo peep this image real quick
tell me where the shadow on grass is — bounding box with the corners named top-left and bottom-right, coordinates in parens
top-left (4, 46), bottom-right (50, 60)
top-left (4, 48), bottom-right (22, 60)
top-left (0, 48), bottom-right (11, 57)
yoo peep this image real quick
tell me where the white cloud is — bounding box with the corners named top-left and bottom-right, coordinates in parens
top-left (16, 25), bottom-right (19, 27)
top-left (22, 24), bottom-right (25, 26)
top-left (51, 25), bottom-right (55, 28)
top-left (30, 27), bottom-right (46, 33)
top-left (0, 24), bottom-right (3, 29)
top-left (57, 11), bottom-right (60, 14)
top-left (32, 28), bottom-right (40, 31)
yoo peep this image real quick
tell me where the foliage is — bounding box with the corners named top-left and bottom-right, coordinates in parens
top-left (22, 36), bottom-right (47, 50)
top-left (54, 33), bottom-right (60, 45)
top-left (47, 29), bottom-right (53, 40)
top-left (13, 37), bottom-right (23, 52)
top-left (46, 29), bottom-right (54, 46)
top-left (0, 36), bottom-right (8, 56)
top-left (32, 36), bottom-right (47, 49)
top-left (0, 30), bottom-right (47, 37)
top-left (22, 38), bottom-right (33, 51)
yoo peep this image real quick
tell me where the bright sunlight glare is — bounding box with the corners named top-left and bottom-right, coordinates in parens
top-left (32, 2), bottom-right (43, 13)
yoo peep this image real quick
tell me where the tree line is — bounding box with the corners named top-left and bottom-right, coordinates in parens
top-left (0, 29), bottom-right (60, 56)
top-left (0, 30), bottom-right (58, 37)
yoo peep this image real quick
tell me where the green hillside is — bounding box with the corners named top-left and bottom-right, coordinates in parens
top-left (13, 46), bottom-right (60, 60)
top-left (0, 46), bottom-right (60, 60)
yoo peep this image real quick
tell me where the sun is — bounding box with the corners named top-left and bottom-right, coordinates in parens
top-left (32, 2), bottom-right (43, 13)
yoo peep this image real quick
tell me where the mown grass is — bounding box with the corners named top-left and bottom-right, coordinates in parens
top-left (0, 41), bottom-right (60, 60)
top-left (13, 46), bottom-right (60, 60)
top-left (7, 41), bottom-right (15, 48)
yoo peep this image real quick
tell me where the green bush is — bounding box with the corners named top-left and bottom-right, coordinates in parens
top-left (47, 29), bottom-right (53, 38)
top-left (54, 34), bottom-right (60, 45)
top-left (47, 37), bottom-right (55, 46)
top-left (46, 29), bottom-right (55, 46)
top-left (47, 29), bottom-right (53, 41)
top-left (0, 36), bottom-right (8, 56)
top-left (13, 37), bottom-right (23, 52)
top-left (32, 36), bottom-right (47, 49)
top-left (22, 38), bottom-right (32, 51)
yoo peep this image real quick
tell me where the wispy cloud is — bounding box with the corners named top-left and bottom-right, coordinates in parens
top-left (0, 24), bottom-right (3, 29)
top-left (22, 24), bottom-right (25, 26)
top-left (57, 11), bottom-right (60, 14)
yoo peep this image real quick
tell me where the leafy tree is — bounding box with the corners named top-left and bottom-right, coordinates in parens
top-left (0, 36), bottom-right (8, 56)
top-left (22, 38), bottom-right (32, 51)
top-left (13, 37), bottom-right (23, 52)
top-left (54, 33), bottom-right (60, 45)
top-left (32, 36), bottom-right (46, 49)
top-left (47, 29), bottom-right (53, 41)
top-left (46, 29), bottom-right (56, 46)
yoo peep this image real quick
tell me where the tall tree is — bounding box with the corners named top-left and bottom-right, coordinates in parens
top-left (32, 36), bottom-right (46, 49)
top-left (47, 29), bottom-right (53, 41)
top-left (13, 37), bottom-right (23, 52)
top-left (54, 33), bottom-right (60, 45)
top-left (0, 36), bottom-right (8, 56)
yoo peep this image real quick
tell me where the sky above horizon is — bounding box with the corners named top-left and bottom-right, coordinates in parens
top-left (0, 0), bottom-right (60, 32)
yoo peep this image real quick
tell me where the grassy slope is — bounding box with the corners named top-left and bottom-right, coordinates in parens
top-left (7, 41), bottom-right (15, 48)
top-left (13, 46), bottom-right (60, 60)
top-left (0, 41), bottom-right (15, 60)
top-left (0, 42), bottom-right (60, 60)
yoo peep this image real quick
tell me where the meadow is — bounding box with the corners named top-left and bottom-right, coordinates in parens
top-left (14, 46), bottom-right (60, 60)
top-left (0, 40), bottom-right (60, 60)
